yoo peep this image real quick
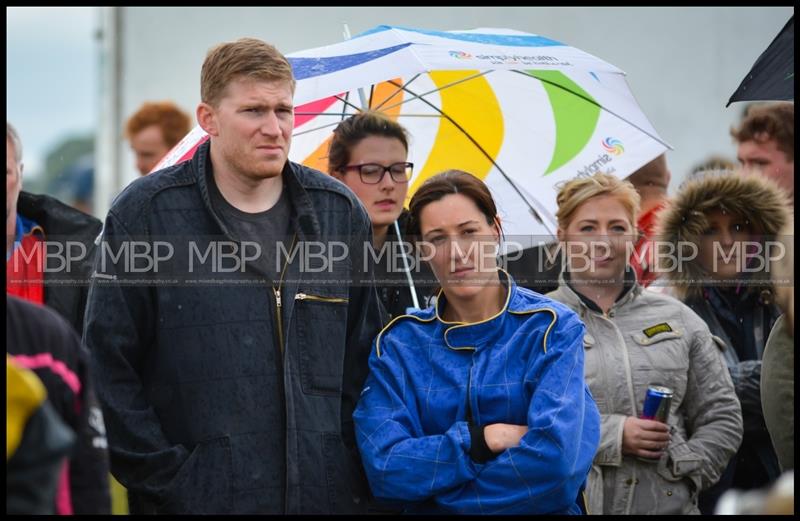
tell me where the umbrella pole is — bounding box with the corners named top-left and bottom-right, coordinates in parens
top-left (342, 23), bottom-right (369, 109)
top-left (394, 220), bottom-right (421, 310)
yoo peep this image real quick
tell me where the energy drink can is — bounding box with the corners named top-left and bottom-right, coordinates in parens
top-left (641, 384), bottom-right (673, 423)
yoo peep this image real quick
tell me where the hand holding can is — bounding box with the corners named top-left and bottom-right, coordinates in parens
top-left (635, 384), bottom-right (673, 463)
top-left (641, 384), bottom-right (673, 424)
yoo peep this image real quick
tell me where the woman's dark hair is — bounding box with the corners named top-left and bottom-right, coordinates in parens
top-left (407, 170), bottom-right (499, 238)
top-left (327, 111), bottom-right (409, 174)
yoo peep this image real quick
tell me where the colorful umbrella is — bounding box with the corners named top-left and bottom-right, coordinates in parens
top-left (157, 26), bottom-right (670, 245)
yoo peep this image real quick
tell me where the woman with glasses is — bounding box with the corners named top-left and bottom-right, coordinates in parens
top-left (329, 111), bottom-right (434, 320)
top-left (353, 170), bottom-right (600, 514)
top-left (545, 173), bottom-right (742, 514)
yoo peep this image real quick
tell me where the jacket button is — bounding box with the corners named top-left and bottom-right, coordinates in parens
top-left (625, 478), bottom-right (633, 485)
top-left (635, 479), bottom-right (640, 484)
top-left (667, 490), bottom-right (673, 496)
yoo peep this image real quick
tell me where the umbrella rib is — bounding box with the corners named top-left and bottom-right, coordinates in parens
top-left (297, 71), bottom-right (492, 125)
top-left (293, 120), bottom-right (343, 138)
top-left (337, 92), bottom-right (358, 119)
top-left (371, 73), bottom-right (422, 111)
top-left (295, 112), bottom-right (442, 118)
top-left (510, 70), bottom-right (671, 148)
top-left (292, 113), bottom-right (447, 138)
top-left (378, 71), bottom-right (494, 113)
top-left (393, 82), bottom-right (549, 229)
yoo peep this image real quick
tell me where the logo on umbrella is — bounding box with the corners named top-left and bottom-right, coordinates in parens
top-left (602, 137), bottom-right (625, 156)
top-left (449, 50), bottom-right (473, 60)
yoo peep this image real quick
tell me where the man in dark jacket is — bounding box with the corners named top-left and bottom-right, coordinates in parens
top-left (6, 122), bottom-right (111, 514)
top-left (84, 38), bottom-right (383, 514)
top-left (6, 123), bottom-right (103, 334)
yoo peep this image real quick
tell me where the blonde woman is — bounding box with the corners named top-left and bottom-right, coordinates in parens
top-left (546, 173), bottom-right (742, 514)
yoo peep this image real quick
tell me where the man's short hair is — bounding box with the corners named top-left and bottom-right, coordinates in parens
top-left (125, 101), bottom-right (192, 148)
top-left (7, 121), bottom-right (23, 164)
top-left (201, 38), bottom-right (296, 108)
top-left (730, 102), bottom-right (794, 161)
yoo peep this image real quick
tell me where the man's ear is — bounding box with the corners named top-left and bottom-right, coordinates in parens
top-left (196, 103), bottom-right (218, 137)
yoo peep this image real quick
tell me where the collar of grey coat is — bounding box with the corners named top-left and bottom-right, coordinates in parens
top-left (193, 140), bottom-right (321, 241)
top-left (558, 266), bottom-right (640, 315)
top-left (435, 268), bottom-right (516, 351)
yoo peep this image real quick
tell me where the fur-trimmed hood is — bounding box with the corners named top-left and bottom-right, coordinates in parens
top-left (655, 173), bottom-right (791, 299)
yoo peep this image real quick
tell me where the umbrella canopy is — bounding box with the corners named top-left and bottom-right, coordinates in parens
top-left (157, 26), bottom-right (670, 246)
top-left (727, 16), bottom-right (794, 106)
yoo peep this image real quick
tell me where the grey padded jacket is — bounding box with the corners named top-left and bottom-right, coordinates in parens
top-left (548, 274), bottom-right (742, 514)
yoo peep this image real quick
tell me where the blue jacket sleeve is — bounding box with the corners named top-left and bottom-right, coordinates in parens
top-left (437, 319), bottom-right (600, 514)
top-left (353, 333), bottom-right (479, 502)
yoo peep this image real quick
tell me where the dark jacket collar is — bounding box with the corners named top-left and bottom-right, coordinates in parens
top-left (192, 140), bottom-right (322, 240)
top-left (17, 191), bottom-right (102, 239)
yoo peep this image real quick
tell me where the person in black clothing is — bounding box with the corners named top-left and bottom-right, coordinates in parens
top-left (7, 355), bottom-right (75, 515)
top-left (6, 122), bottom-right (103, 335)
top-left (84, 38), bottom-right (383, 514)
top-left (329, 111), bottom-right (435, 321)
top-left (656, 170), bottom-right (791, 514)
top-left (6, 123), bottom-right (111, 514)
top-left (500, 242), bottom-right (562, 295)
top-left (7, 295), bottom-right (108, 513)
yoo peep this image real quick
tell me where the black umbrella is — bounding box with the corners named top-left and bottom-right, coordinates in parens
top-left (727, 16), bottom-right (794, 106)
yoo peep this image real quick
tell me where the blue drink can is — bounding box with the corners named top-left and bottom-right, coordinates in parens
top-left (641, 384), bottom-right (673, 423)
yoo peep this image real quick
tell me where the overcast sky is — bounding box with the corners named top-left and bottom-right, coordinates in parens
top-left (6, 6), bottom-right (97, 178)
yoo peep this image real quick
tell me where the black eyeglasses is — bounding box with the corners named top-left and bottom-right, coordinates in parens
top-left (339, 162), bottom-right (413, 184)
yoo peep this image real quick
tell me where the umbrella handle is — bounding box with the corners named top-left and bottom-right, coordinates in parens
top-left (394, 219), bottom-right (421, 309)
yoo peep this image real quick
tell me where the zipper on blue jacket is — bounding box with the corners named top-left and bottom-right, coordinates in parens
top-left (466, 352), bottom-right (476, 426)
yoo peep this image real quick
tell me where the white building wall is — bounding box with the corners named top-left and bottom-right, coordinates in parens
top-left (96, 6), bottom-right (793, 216)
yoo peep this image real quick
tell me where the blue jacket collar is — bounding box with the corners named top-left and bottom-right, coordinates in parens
top-left (435, 269), bottom-right (519, 350)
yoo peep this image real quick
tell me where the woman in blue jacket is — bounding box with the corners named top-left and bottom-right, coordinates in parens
top-left (353, 170), bottom-right (600, 514)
